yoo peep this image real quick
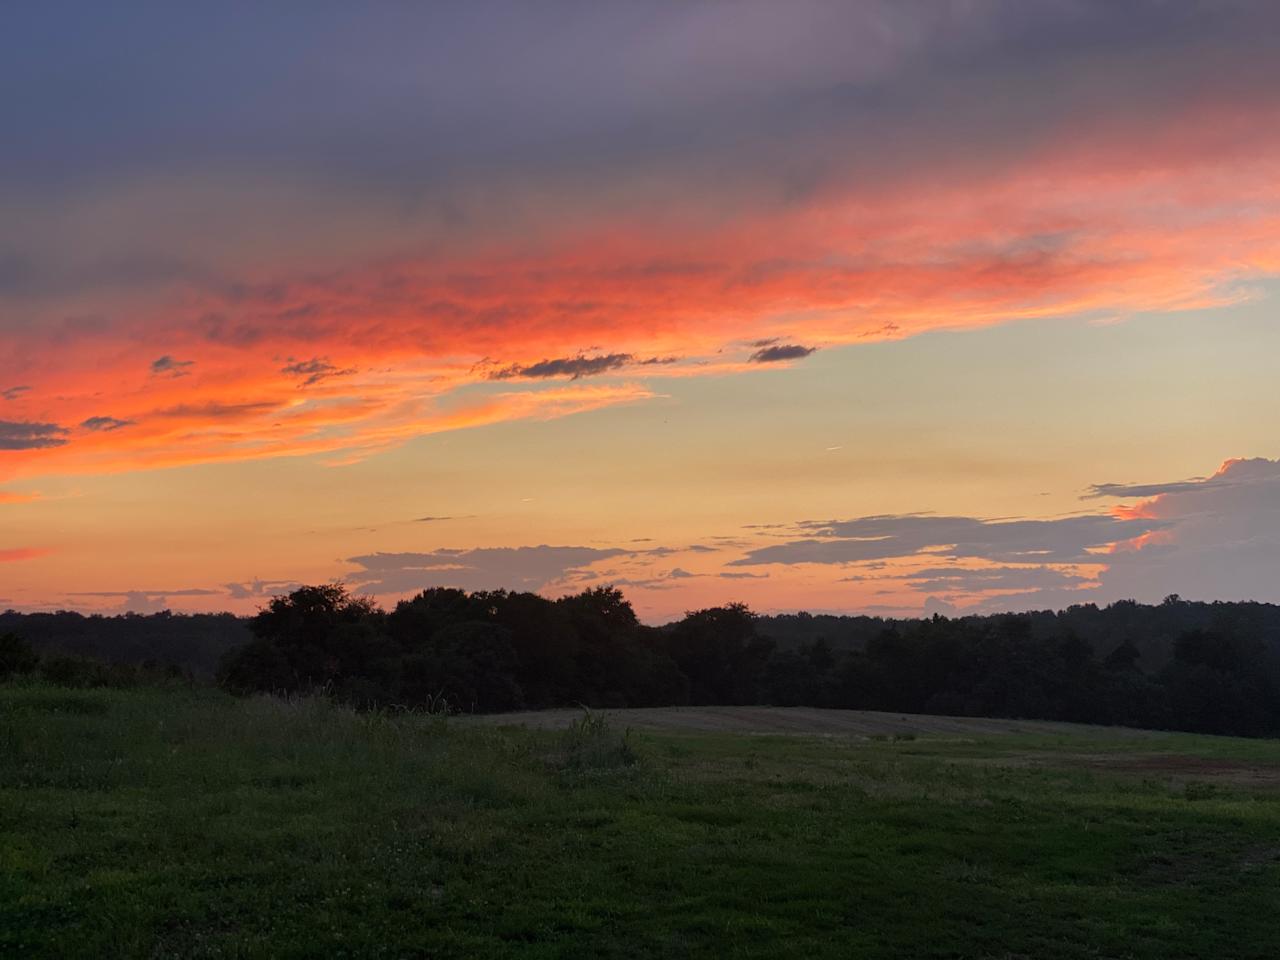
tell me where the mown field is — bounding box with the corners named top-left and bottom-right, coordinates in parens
top-left (3, 683), bottom-right (1280, 958)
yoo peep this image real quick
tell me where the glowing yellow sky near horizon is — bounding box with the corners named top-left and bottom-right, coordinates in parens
top-left (5, 295), bottom-right (1279, 621)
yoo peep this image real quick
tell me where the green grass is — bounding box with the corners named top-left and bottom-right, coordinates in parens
top-left (3, 683), bottom-right (1280, 958)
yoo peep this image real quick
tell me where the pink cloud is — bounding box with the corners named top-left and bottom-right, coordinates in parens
top-left (0, 547), bottom-right (50, 563)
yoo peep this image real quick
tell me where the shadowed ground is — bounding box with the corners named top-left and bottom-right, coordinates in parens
top-left (470, 704), bottom-right (1163, 738)
top-left (6, 683), bottom-right (1280, 958)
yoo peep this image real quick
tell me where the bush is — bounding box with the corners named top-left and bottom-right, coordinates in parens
top-left (35, 655), bottom-right (182, 690)
top-left (39, 655), bottom-right (109, 688)
top-left (557, 707), bottom-right (640, 776)
top-left (0, 632), bottom-right (39, 679)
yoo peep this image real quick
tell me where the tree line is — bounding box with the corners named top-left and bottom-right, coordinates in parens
top-left (218, 585), bottom-right (1280, 736)
top-left (0, 608), bottom-right (247, 678)
top-left (5, 587), bottom-right (1279, 736)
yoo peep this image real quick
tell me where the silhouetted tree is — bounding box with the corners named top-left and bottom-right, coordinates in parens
top-left (220, 584), bottom-right (384, 694)
top-left (1104, 638), bottom-right (1141, 672)
top-left (667, 603), bottom-right (773, 704)
top-left (1161, 628), bottom-right (1275, 735)
top-left (399, 620), bottom-right (523, 712)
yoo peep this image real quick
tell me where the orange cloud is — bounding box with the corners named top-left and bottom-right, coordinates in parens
top-left (3, 98), bottom-right (1279, 483)
top-left (0, 378), bottom-right (656, 480)
top-left (1106, 529), bottom-right (1176, 553)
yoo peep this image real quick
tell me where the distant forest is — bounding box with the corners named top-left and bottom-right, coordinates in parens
top-left (5, 588), bottom-right (1280, 736)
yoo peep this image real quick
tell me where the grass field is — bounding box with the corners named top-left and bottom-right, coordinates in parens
top-left (4, 682), bottom-right (1280, 958)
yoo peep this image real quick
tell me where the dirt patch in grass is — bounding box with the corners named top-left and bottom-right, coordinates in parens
top-left (469, 705), bottom-right (1160, 740)
top-left (1086, 752), bottom-right (1280, 787)
top-left (990, 751), bottom-right (1280, 788)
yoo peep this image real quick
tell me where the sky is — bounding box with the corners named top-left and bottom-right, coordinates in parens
top-left (2, 1), bottom-right (1279, 620)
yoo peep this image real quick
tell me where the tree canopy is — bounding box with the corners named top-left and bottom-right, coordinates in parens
top-left (7, 589), bottom-right (1280, 737)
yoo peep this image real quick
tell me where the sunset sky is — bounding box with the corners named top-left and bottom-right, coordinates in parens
top-left (3, 1), bottom-right (1279, 620)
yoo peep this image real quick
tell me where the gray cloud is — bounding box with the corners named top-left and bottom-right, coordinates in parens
top-left (732, 513), bottom-right (1164, 567)
top-left (1092, 458), bottom-right (1280, 605)
top-left (12, 2), bottom-right (1262, 201)
top-left (642, 544), bottom-right (719, 558)
top-left (224, 578), bottom-right (306, 601)
top-left (80, 415), bottom-right (135, 432)
top-left (599, 567), bottom-right (702, 591)
top-left (0, 419), bottom-right (68, 450)
top-left (748, 344), bottom-right (817, 364)
top-left (154, 401), bottom-right (279, 419)
top-left (812, 457), bottom-right (1280, 613)
top-left (281, 357), bottom-right (356, 386)
top-left (490, 353), bottom-right (634, 380)
top-left (1, 386), bottom-right (29, 401)
top-left (67, 587), bottom-right (222, 615)
top-left (1086, 480), bottom-right (1209, 498)
top-left (1085, 461), bottom-right (1279, 501)
top-left (3, 2), bottom-right (1277, 315)
top-left (345, 545), bottom-right (627, 594)
top-left (150, 355), bottom-right (194, 377)
top-left (896, 566), bottom-right (1091, 594)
